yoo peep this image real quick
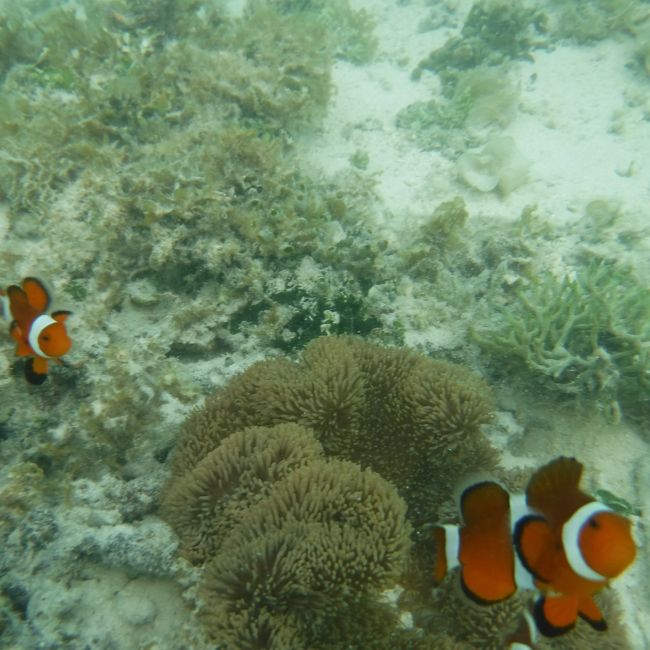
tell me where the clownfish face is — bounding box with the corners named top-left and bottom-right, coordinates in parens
top-left (37, 321), bottom-right (72, 358)
top-left (579, 511), bottom-right (636, 579)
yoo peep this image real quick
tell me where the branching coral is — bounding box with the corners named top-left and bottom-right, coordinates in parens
top-left (474, 261), bottom-right (650, 421)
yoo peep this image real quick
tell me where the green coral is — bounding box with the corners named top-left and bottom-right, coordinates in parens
top-left (474, 261), bottom-right (650, 420)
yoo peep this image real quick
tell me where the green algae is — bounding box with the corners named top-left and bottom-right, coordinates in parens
top-left (0, 0), bottom-right (394, 485)
top-left (413, 0), bottom-right (546, 83)
top-left (548, 0), bottom-right (649, 43)
top-left (257, 0), bottom-right (378, 64)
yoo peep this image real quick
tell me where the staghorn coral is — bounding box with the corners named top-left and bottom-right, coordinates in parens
top-left (474, 260), bottom-right (650, 421)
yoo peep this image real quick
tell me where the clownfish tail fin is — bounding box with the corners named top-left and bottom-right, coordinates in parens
top-left (432, 524), bottom-right (459, 584)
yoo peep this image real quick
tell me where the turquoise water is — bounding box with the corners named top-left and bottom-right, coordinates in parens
top-left (0, 1), bottom-right (648, 648)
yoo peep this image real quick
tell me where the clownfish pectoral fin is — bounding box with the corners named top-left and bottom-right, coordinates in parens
top-left (526, 457), bottom-right (591, 521)
top-left (533, 595), bottom-right (578, 637)
top-left (25, 357), bottom-right (48, 385)
top-left (22, 277), bottom-right (51, 312)
top-left (458, 481), bottom-right (516, 604)
top-left (578, 596), bottom-right (607, 631)
top-left (51, 309), bottom-right (72, 323)
top-left (9, 321), bottom-right (32, 356)
top-left (513, 515), bottom-right (554, 583)
top-left (432, 524), bottom-right (459, 584)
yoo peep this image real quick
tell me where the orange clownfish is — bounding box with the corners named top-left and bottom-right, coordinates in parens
top-left (1, 277), bottom-right (72, 385)
top-left (432, 456), bottom-right (637, 649)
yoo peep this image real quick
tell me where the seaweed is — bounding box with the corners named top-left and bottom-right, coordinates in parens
top-left (547, 0), bottom-right (649, 44)
top-left (397, 66), bottom-right (519, 156)
top-left (412, 0), bottom-right (546, 84)
top-left (256, 0), bottom-right (378, 64)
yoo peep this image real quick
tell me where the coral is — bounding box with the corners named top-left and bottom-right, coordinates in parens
top-left (0, 463), bottom-right (46, 541)
top-left (547, 0), bottom-right (648, 44)
top-left (257, 0), bottom-right (378, 64)
top-left (0, 0), bottom-right (394, 489)
top-left (456, 135), bottom-right (530, 195)
top-left (399, 198), bottom-right (471, 284)
top-left (474, 261), bottom-right (650, 421)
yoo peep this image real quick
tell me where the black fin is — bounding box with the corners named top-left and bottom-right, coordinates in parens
top-left (533, 596), bottom-right (575, 638)
top-left (459, 572), bottom-right (490, 605)
top-left (458, 572), bottom-right (508, 606)
top-left (25, 358), bottom-right (47, 385)
top-left (579, 610), bottom-right (607, 632)
top-left (513, 514), bottom-right (551, 582)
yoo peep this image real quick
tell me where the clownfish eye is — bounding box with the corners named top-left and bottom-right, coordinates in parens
top-left (587, 517), bottom-right (599, 529)
top-left (42, 334), bottom-right (50, 341)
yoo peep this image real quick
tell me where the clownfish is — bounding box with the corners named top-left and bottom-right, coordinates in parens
top-left (432, 456), bottom-right (637, 649)
top-left (1, 277), bottom-right (72, 385)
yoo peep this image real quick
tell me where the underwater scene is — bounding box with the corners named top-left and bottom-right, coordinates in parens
top-left (0, 0), bottom-right (649, 648)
